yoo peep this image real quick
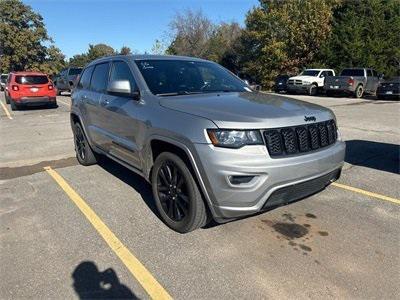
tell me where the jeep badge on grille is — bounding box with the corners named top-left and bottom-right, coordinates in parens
top-left (304, 116), bottom-right (316, 122)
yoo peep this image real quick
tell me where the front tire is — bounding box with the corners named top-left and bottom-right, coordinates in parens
top-left (151, 152), bottom-right (208, 233)
top-left (309, 83), bottom-right (318, 96)
top-left (73, 122), bottom-right (97, 166)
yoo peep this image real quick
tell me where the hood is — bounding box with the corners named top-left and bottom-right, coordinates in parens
top-left (289, 75), bottom-right (318, 82)
top-left (160, 92), bottom-right (334, 129)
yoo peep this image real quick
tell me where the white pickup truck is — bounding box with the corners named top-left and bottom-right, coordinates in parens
top-left (287, 69), bottom-right (335, 96)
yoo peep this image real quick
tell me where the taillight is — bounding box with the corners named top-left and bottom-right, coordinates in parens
top-left (48, 84), bottom-right (54, 90)
top-left (12, 85), bottom-right (19, 91)
top-left (348, 78), bottom-right (354, 86)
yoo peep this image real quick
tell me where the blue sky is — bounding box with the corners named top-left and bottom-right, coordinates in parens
top-left (24, 0), bottom-right (259, 59)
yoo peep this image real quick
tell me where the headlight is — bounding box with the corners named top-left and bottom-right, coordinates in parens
top-left (207, 129), bottom-right (263, 148)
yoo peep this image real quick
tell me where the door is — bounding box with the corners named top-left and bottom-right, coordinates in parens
top-left (84, 62), bottom-right (112, 149)
top-left (370, 70), bottom-right (380, 93)
top-left (365, 69), bottom-right (375, 92)
top-left (97, 60), bottom-right (142, 169)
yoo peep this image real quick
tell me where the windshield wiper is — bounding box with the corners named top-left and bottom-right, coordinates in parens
top-left (156, 91), bottom-right (203, 97)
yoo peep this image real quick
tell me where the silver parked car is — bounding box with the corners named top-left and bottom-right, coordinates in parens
top-left (70, 55), bottom-right (345, 233)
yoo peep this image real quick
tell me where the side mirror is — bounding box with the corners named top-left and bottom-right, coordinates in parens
top-left (107, 80), bottom-right (140, 100)
top-left (243, 79), bottom-right (250, 85)
top-left (379, 73), bottom-right (384, 80)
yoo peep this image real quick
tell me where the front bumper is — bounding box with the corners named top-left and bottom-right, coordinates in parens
top-left (287, 84), bottom-right (311, 93)
top-left (193, 140), bottom-right (345, 221)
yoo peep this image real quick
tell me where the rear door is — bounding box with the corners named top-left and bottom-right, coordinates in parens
top-left (370, 70), bottom-right (380, 93)
top-left (97, 60), bottom-right (142, 168)
top-left (15, 75), bottom-right (50, 97)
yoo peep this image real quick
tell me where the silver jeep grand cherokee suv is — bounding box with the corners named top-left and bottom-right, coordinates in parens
top-left (71, 55), bottom-right (345, 233)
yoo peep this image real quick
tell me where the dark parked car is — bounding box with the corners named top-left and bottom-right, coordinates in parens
top-left (376, 77), bottom-right (399, 100)
top-left (274, 75), bottom-right (290, 93)
top-left (54, 67), bottom-right (82, 95)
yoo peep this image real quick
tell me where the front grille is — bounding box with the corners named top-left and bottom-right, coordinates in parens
top-left (263, 120), bottom-right (337, 158)
top-left (288, 79), bottom-right (302, 85)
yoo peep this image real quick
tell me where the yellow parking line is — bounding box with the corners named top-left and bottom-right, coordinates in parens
top-left (332, 182), bottom-right (400, 205)
top-left (44, 166), bottom-right (172, 300)
top-left (0, 100), bottom-right (13, 119)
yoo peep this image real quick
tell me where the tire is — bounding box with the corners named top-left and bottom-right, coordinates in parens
top-left (5, 93), bottom-right (10, 104)
top-left (309, 83), bottom-right (318, 96)
top-left (354, 85), bottom-right (364, 98)
top-left (57, 90), bottom-right (62, 96)
top-left (72, 122), bottom-right (98, 166)
top-left (151, 152), bottom-right (208, 233)
top-left (326, 91), bottom-right (334, 97)
top-left (48, 101), bottom-right (58, 109)
top-left (10, 99), bottom-right (18, 111)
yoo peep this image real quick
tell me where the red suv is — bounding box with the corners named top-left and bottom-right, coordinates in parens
top-left (5, 71), bottom-right (57, 110)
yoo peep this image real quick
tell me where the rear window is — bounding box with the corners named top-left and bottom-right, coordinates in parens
top-left (15, 75), bottom-right (49, 84)
top-left (340, 69), bottom-right (365, 77)
top-left (68, 68), bottom-right (82, 76)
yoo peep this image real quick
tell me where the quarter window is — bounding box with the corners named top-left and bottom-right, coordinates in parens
top-left (109, 61), bottom-right (137, 91)
top-left (90, 63), bottom-right (110, 93)
top-left (77, 66), bottom-right (93, 89)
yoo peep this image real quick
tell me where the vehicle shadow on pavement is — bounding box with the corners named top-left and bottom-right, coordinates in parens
top-left (72, 261), bottom-right (137, 299)
top-left (345, 140), bottom-right (400, 174)
top-left (97, 157), bottom-right (160, 218)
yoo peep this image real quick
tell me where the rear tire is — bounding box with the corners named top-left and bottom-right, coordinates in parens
top-left (72, 122), bottom-right (97, 166)
top-left (354, 85), bottom-right (364, 98)
top-left (10, 99), bottom-right (18, 111)
top-left (151, 152), bottom-right (208, 233)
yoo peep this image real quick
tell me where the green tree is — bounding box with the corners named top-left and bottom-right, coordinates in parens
top-left (241, 0), bottom-right (337, 88)
top-left (68, 43), bottom-right (115, 67)
top-left (318, 0), bottom-right (400, 77)
top-left (151, 39), bottom-right (166, 55)
top-left (0, 0), bottom-right (65, 73)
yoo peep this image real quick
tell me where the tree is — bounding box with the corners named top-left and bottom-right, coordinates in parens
top-left (120, 46), bottom-right (131, 55)
top-left (68, 43), bottom-right (115, 67)
top-left (0, 0), bottom-right (64, 73)
top-left (241, 0), bottom-right (337, 87)
top-left (318, 0), bottom-right (400, 77)
top-left (30, 45), bottom-right (66, 75)
top-left (151, 39), bottom-right (166, 55)
top-left (207, 22), bottom-right (243, 73)
top-left (166, 9), bottom-right (215, 58)
top-left (87, 43), bottom-right (115, 61)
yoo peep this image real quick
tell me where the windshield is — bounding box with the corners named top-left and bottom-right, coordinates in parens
top-left (300, 70), bottom-right (320, 76)
top-left (340, 69), bottom-right (365, 76)
top-left (69, 68), bottom-right (82, 76)
top-left (135, 59), bottom-right (248, 96)
top-left (15, 75), bottom-right (48, 84)
top-left (1, 75), bottom-right (7, 83)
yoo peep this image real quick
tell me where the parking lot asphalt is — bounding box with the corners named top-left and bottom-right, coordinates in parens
top-left (1, 92), bottom-right (399, 299)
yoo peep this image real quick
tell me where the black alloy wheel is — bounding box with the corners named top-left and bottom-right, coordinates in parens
top-left (156, 161), bottom-right (189, 222)
top-left (73, 122), bottom-right (98, 166)
top-left (151, 152), bottom-right (208, 233)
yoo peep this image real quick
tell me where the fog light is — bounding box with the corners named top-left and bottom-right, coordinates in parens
top-left (229, 175), bottom-right (255, 185)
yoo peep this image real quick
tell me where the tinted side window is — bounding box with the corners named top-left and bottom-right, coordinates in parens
top-left (367, 69), bottom-right (373, 77)
top-left (77, 66), bottom-right (93, 89)
top-left (327, 71), bottom-right (334, 77)
top-left (372, 70), bottom-right (378, 77)
top-left (109, 61), bottom-right (137, 91)
top-left (90, 63), bottom-right (110, 93)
